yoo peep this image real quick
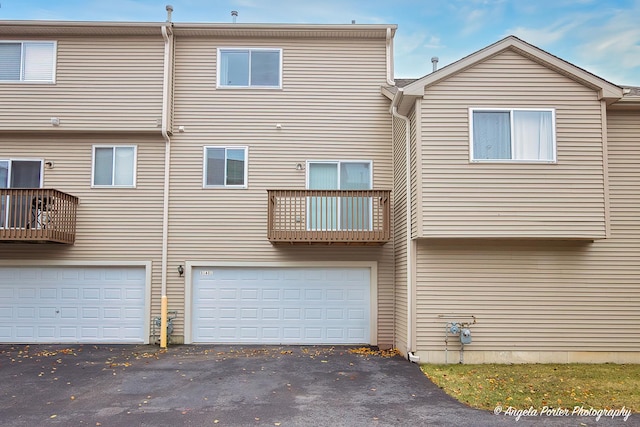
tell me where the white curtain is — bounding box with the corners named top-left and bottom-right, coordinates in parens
top-left (114, 147), bottom-right (135, 186)
top-left (308, 163), bottom-right (338, 230)
top-left (473, 111), bottom-right (511, 159)
top-left (513, 111), bottom-right (553, 161)
top-left (23, 42), bottom-right (55, 81)
top-left (308, 163), bottom-right (338, 189)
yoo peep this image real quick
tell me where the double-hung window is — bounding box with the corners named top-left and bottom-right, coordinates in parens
top-left (470, 108), bottom-right (556, 162)
top-left (0, 41), bottom-right (56, 82)
top-left (218, 48), bottom-right (281, 88)
top-left (204, 146), bottom-right (248, 188)
top-left (92, 146), bottom-right (137, 187)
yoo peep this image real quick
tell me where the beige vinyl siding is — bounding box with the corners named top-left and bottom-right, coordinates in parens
top-left (0, 37), bottom-right (164, 132)
top-left (413, 109), bottom-right (640, 362)
top-left (393, 113), bottom-right (408, 352)
top-left (0, 135), bottom-right (166, 322)
top-left (410, 104), bottom-right (420, 240)
top-left (420, 49), bottom-right (606, 239)
top-left (167, 36), bottom-right (394, 345)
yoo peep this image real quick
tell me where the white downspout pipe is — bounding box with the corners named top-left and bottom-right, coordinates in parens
top-left (159, 23), bottom-right (173, 348)
top-left (390, 89), bottom-right (416, 361)
top-left (386, 27), bottom-right (395, 86)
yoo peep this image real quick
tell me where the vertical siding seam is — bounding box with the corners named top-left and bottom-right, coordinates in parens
top-left (390, 114), bottom-right (397, 348)
top-left (601, 100), bottom-right (611, 238)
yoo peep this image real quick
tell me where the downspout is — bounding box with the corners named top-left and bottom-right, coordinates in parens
top-left (390, 89), bottom-right (416, 362)
top-left (160, 21), bottom-right (174, 349)
top-left (386, 27), bottom-right (395, 86)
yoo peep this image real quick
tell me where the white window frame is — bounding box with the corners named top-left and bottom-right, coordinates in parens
top-left (469, 107), bottom-right (557, 163)
top-left (203, 146), bottom-right (249, 189)
top-left (216, 48), bottom-right (282, 89)
top-left (91, 145), bottom-right (137, 188)
top-left (0, 41), bottom-right (57, 83)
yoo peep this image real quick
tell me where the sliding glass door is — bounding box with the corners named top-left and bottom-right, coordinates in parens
top-left (0, 160), bottom-right (42, 228)
top-left (307, 161), bottom-right (372, 231)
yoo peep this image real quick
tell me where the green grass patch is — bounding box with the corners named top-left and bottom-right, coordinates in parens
top-left (421, 364), bottom-right (640, 413)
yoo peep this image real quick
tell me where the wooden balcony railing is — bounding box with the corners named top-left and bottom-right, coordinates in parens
top-left (268, 189), bottom-right (391, 245)
top-left (0, 188), bottom-right (79, 244)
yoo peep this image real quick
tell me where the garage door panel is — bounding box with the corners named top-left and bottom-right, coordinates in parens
top-left (0, 266), bottom-right (146, 344)
top-left (192, 267), bottom-right (370, 344)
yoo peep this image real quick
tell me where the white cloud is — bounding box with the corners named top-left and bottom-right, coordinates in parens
top-left (424, 36), bottom-right (444, 49)
top-left (505, 14), bottom-right (590, 45)
top-left (574, 4), bottom-right (640, 84)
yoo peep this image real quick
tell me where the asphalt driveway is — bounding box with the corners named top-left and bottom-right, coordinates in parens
top-left (0, 344), bottom-right (636, 427)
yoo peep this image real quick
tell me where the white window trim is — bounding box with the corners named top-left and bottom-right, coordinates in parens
top-left (91, 145), bottom-right (137, 188)
top-left (469, 107), bottom-right (557, 163)
top-left (203, 146), bottom-right (249, 189)
top-left (0, 41), bottom-right (57, 84)
top-left (216, 48), bottom-right (283, 89)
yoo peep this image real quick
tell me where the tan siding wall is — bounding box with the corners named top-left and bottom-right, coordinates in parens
top-left (393, 114), bottom-right (408, 351)
top-left (420, 49), bottom-right (606, 239)
top-left (0, 37), bottom-right (164, 132)
top-left (168, 36), bottom-right (394, 345)
top-left (0, 135), bottom-right (166, 324)
top-left (410, 105), bottom-right (419, 239)
top-left (414, 109), bottom-right (640, 363)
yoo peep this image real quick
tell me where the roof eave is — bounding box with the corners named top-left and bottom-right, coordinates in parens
top-left (0, 20), bottom-right (397, 38)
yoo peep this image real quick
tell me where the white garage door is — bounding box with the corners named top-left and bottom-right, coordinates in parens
top-left (192, 267), bottom-right (371, 344)
top-left (0, 266), bottom-right (147, 344)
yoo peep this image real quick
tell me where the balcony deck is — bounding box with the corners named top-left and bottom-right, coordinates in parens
top-left (0, 189), bottom-right (78, 244)
top-left (267, 189), bottom-right (390, 245)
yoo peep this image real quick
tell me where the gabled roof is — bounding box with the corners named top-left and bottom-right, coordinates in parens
top-left (401, 35), bottom-right (623, 103)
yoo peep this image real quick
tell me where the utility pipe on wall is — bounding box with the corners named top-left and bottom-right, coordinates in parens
top-left (160, 20), bottom-right (174, 349)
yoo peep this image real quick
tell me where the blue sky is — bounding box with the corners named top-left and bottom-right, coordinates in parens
top-left (1, 0), bottom-right (638, 85)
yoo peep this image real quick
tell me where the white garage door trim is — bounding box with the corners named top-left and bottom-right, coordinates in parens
top-left (0, 260), bottom-right (152, 344)
top-left (184, 261), bottom-right (377, 345)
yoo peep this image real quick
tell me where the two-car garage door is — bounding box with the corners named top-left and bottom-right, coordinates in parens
top-left (191, 267), bottom-right (371, 344)
top-left (0, 266), bottom-right (147, 344)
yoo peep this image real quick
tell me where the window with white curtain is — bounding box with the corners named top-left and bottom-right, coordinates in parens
top-left (92, 146), bottom-right (136, 187)
top-left (218, 48), bottom-right (281, 88)
top-left (0, 41), bottom-right (56, 82)
top-left (470, 108), bottom-right (556, 162)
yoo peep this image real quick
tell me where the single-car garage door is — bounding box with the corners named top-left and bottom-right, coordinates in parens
top-left (0, 266), bottom-right (147, 344)
top-left (192, 267), bottom-right (371, 344)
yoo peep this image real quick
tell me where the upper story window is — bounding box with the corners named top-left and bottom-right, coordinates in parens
top-left (92, 145), bottom-right (137, 188)
top-left (0, 41), bottom-right (56, 83)
top-left (470, 108), bottom-right (556, 162)
top-left (204, 146), bottom-right (248, 188)
top-left (217, 48), bottom-right (282, 88)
